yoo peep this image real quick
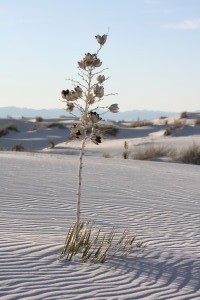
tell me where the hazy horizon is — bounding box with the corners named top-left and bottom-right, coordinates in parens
top-left (0, 106), bottom-right (179, 120)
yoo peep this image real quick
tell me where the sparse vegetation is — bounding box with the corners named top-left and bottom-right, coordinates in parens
top-left (103, 153), bottom-right (111, 158)
top-left (29, 125), bottom-right (38, 131)
top-left (179, 144), bottom-right (200, 165)
top-left (159, 117), bottom-right (168, 126)
top-left (164, 120), bottom-right (184, 136)
top-left (12, 144), bottom-right (25, 151)
top-left (164, 127), bottom-right (173, 136)
top-left (120, 143), bottom-right (200, 165)
top-left (45, 122), bottom-right (66, 129)
top-left (35, 116), bottom-right (43, 123)
top-left (60, 221), bottom-right (145, 263)
top-left (124, 141), bottom-right (128, 150)
top-left (172, 119), bottom-right (185, 129)
top-left (123, 141), bottom-right (129, 159)
top-left (0, 124), bottom-right (19, 137)
top-left (123, 151), bottom-right (129, 159)
top-left (131, 145), bottom-right (176, 161)
top-left (163, 119), bottom-right (169, 126)
top-left (129, 119), bottom-right (153, 128)
top-left (48, 140), bottom-right (55, 149)
top-left (159, 116), bottom-right (167, 119)
top-left (87, 123), bottom-right (118, 137)
top-left (180, 111), bottom-right (188, 119)
top-left (194, 119), bottom-right (200, 126)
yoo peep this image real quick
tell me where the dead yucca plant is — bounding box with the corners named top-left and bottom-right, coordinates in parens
top-left (132, 145), bottom-right (176, 161)
top-left (60, 32), bottom-right (120, 256)
top-left (179, 143), bottom-right (200, 165)
top-left (59, 32), bottom-right (145, 264)
top-left (60, 221), bottom-right (145, 263)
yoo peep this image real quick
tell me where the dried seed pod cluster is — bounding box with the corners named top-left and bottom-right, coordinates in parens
top-left (66, 102), bottom-right (75, 112)
top-left (61, 33), bottom-right (119, 145)
top-left (86, 93), bottom-right (95, 105)
top-left (93, 84), bottom-right (104, 98)
top-left (61, 85), bottom-right (82, 102)
top-left (88, 111), bottom-right (102, 123)
top-left (70, 124), bottom-right (82, 139)
top-left (91, 134), bottom-right (102, 145)
top-left (91, 127), bottom-right (102, 145)
top-left (108, 104), bottom-right (119, 113)
top-left (96, 75), bottom-right (105, 83)
top-left (95, 34), bottom-right (107, 46)
top-left (78, 53), bottom-right (102, 70)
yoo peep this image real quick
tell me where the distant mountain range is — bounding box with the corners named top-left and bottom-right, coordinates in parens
top-left (0, 106), bottom-right (177, 121)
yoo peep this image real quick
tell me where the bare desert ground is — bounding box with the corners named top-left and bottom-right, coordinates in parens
top-left (0, 112), bottom-right (200, 299)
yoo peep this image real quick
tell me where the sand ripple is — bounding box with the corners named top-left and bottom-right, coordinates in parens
top-left (0, 153), bottom-right (200, 299)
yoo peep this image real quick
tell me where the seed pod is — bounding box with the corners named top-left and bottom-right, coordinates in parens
top-left (95, 34), bottom-right (107, 46)
top-left (66, 102), bottom-right (75, 112)
top-left (96, 75), bottom-right (105, 83)
top-left (93, 84), bottom-right (104, 98)
top-left (108, 104), bottom-right (119, 113)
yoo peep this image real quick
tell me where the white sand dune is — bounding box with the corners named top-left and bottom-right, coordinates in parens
top-left (0, 152), bottom-right (200, 299)
top-left (1, 113), bottom-right (200, 159)
top-left (0, 118), bottom-right (70, 151)
top-left (0, 113), bottom-right (200, 298)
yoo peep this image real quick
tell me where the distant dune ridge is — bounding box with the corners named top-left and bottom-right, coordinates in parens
top-left (0, 106), bottom-right (178, 120)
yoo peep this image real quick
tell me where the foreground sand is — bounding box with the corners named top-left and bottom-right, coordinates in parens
top-left (0, 152), bottom-right (200, 299)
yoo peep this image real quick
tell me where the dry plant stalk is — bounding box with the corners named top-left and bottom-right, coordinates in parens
top-left (60, 33), bottom-right (119, 241)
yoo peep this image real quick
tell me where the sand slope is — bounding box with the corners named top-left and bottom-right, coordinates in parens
top-left (1, 114), bottom-right (200, 159)
top-left (0, 152), bottom-right (200, 299)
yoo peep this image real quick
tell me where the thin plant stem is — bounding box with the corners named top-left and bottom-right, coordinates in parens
top-left (76, 131), bottom-right (87, 227)
top-left (76, 67), bottom-right (92, 228)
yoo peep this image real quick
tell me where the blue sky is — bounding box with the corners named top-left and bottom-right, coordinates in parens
top-left (0, 0), bottom-right (200, 112)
